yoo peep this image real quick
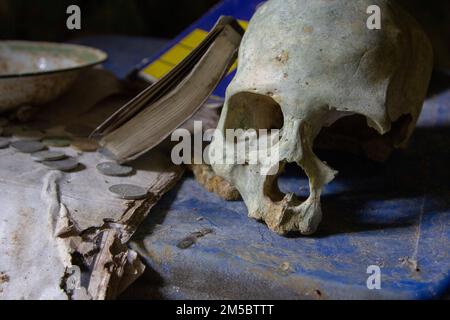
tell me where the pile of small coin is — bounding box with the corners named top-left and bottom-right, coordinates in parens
top-left (0, 125), bottom-right (80, 172)
top-left (0, 121), bottom-right (148, 200)
top-left (12, 139), bottom-right (79, 172)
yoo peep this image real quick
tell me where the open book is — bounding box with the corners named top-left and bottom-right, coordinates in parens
top-left (91, 16), bottom-right (244, 163)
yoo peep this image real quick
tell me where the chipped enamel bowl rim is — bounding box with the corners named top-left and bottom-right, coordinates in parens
top-left (0, 40), bottom-right (107, 79)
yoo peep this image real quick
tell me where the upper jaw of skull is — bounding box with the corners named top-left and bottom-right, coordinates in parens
top-left (210, 92), bottom-right (337, 235)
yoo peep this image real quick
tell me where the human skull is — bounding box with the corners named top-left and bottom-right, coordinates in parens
top-left (209, 0), bottom-right (433, 235)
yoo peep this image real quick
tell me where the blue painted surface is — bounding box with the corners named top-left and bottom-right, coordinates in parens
top-left (77, 36), bottom-right (450, 300)
top-left (129, 77), bottom-right (450, 299)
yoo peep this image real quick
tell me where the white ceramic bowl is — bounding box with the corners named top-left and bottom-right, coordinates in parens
top-left (0, 41), bottom-right (107, 113)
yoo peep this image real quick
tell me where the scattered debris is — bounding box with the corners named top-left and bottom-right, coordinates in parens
top-left (399, 257), bottom-right (421, 272)
top-left (176, 228), bottom-right (214, 249)
top-left (280, 262), bottom-right (291, 272)
top-left (0, 272), bottom-right (9, 284)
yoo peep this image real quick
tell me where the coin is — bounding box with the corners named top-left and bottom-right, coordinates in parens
top-left (11, 140), bottom-right (46, 153)
top-left (42, 157), bottom-right (79, 172)
top-left (0, 137), bottom-right (9, 149)
top-left (108, 184), bottom-right (148, 200)
top-left (43, 137), bottom-right (72, 148)
top-left (96, 162), bottom-right (134, 177)
top-left (31, 151), bottom-right (67, 162)
top-left (71, 138), bottom-right (99, 152)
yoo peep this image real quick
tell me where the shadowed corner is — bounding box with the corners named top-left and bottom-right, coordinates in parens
top-left (310, 68), bottom-right (450, 238)
top-left (427, 70), bottom-right (450, 97)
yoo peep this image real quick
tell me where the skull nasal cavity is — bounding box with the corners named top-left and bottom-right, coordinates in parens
top-left (224, 92), bottom-right (284, 131)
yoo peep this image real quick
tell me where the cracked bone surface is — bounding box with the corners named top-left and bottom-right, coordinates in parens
top-left (209, 0), bottom-right (433, 235)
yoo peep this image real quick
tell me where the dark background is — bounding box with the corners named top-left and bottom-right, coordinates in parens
top-left (0, 0), bottom-right (449, 68)
top-left (0, 0), bottom-right (220, 40)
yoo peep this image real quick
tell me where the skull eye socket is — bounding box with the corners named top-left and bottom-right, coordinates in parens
top-left (224, 92), bottom-right (284, 132)
top-left (315, 113), bottom-right (412, 162)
